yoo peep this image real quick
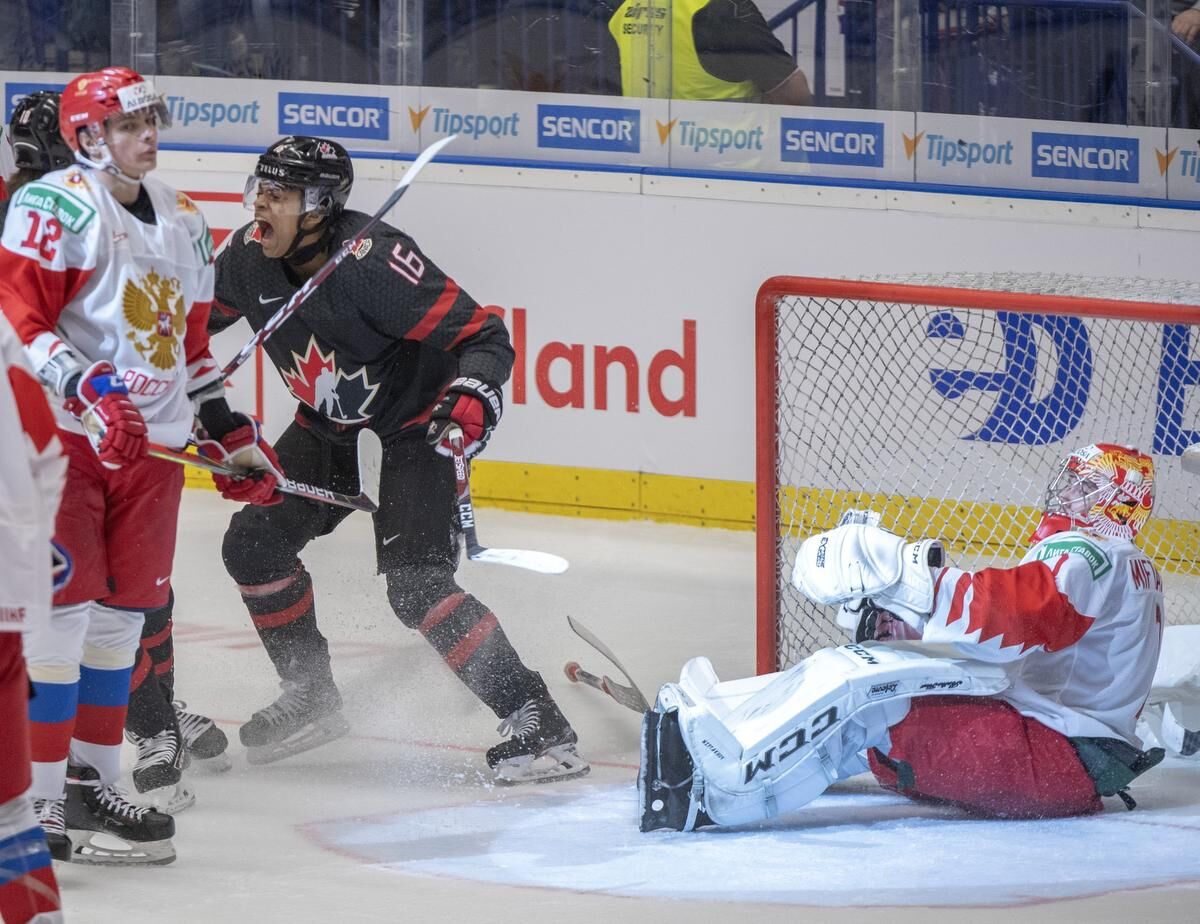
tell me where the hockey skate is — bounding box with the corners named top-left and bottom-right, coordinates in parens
top-left (487, 698), bottom-right (590, 784)
top-left (33, 797), bottom-right (71, 862)
top-left (174, 700), bottom-right (232, 773)
top-left (64, 765), bottom-right (176, 865)
top-left (125, 725), bottom-right (196, 815)
top-left (239, 676), bottom-right (349, 765)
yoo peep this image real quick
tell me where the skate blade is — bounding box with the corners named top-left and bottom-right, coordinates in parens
top-left (68, 830), bottom-right (176, 866)
top-left (190, 752), bottom-right (233, 774)
top-left (493, 744), bottom-right (591, 785)
top-left (244, 713), bottom-right (350, 765)
top-left (131, 782), bottom-right (196, 816)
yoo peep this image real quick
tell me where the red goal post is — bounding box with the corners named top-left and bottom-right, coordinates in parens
top-left (756, 275), bottom-right (1200, 674)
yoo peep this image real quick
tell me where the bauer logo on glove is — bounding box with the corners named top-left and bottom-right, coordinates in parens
top-left (426, 376), bottom-right (503, 458)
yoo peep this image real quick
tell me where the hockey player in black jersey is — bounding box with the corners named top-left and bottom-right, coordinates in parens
top-left (206, 135), bottom-right (587, 783)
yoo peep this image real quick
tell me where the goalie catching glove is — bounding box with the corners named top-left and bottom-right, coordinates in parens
top-left (426, 376), bottom-right (502, 458)
top-left (196, 413), bottom-right (284, 506)
top-left (63, 361), bottom-right (148, 469)
top-left (791, 523), bottom-right (945, 630)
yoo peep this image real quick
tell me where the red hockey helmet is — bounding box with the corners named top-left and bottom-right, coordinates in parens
top-left (58, 67), bottom-right (170, 154)
top-left (1044, 443), bottom-right (1155, 540)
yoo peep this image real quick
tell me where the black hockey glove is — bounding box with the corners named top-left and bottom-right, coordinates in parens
top-left (426, 376), bottom-right (503, 458)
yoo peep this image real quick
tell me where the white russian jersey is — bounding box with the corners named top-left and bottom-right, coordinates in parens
top-left (0, 314), bottom-right (64, 632)
top-left (0, 167), bottom-right (218, 448)
top-left (922, 528), bottom-right (1164, 743)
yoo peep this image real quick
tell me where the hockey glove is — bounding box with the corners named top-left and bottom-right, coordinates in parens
top-left (196, 413), bottom-right (285, 506)
top-left (63, 361), bottom-right (148, 469)
top-left (426, 376), bottom-right (503, 458)
top-left (791, 523), bottom-right (944, 631)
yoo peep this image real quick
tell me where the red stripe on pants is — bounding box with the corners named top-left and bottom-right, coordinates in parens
top-left (444, 611), bottom-right (498, 671)
top-left (868, 695), bottom-right (1101, 819)
top-left (73, 702), bottom-right (128, 746)
top-left (251, 587), bottom-right (314, 630)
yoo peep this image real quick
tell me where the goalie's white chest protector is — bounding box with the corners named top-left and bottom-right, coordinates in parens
top-left (1, 168), bottom-right (215, 448)
top-left (924, 530), bottom-right (1164, 744)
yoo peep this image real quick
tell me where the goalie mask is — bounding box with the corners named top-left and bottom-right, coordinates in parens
top-left (1044, 443), bottom-right (1154, 540)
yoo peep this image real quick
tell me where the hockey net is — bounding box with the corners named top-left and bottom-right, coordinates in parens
top-left (756, 274), bottom-right (1200, 674)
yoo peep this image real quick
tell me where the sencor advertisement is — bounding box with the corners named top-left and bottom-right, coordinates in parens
top-left (1, 70), bottom-right (1193, 202)
top-left (912, 114), bottom-right (1165, 197)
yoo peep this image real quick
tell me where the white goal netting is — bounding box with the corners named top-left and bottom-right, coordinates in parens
top-left (758, 274), bottom-right (1200, 672)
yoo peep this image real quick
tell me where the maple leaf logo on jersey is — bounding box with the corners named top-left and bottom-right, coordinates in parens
top-left (122, 270), bottom-right (185, 370)
top-left (280, 336), bottom-right (379, 424)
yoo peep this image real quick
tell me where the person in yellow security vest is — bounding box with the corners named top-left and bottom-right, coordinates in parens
top-left (606, 0), bottom-right (811, 103)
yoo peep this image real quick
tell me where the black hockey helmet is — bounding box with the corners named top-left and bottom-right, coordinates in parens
top-left (9, 90), bottom-right (74, 173)
top-left (249, 135), bottom-right (353, 217)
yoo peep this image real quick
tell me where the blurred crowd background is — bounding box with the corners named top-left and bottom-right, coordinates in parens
top-left (0, 0), bottom-right (1196, 126)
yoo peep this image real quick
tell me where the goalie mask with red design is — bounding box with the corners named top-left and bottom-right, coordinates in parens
top-left (1044, 443), bottom-right (1155, 540)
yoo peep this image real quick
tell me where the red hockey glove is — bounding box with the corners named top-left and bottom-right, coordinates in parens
top-left (63, 361), bottom-right (148, 469)
top-left (426, 376), bottom-right (503, 458)
top-left (196, 414), bottom-right (285, 506)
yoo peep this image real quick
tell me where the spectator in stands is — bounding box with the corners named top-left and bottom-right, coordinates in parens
top-left (602, 0), bottom-right (812, 104)
top-left (1171, 0), bottom-right (1200, 127)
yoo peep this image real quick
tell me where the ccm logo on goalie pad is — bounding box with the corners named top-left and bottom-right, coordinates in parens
top-left (743, 706), bottom-right (839, 783)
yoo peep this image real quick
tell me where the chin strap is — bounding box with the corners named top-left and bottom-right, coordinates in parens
top-left (283, 214), bottom-right (335, 265)
top-left (75, 147), bottom-right (145, 186)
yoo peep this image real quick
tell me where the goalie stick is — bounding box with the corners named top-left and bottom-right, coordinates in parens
top-left (447, 427), bottom-right (570, 574)
top-left (148, 428), bottom-right (382, 513)
top-left (564, 614), bottom-right (650, 712)
top-left (220, 134), bottom-right (458, 382)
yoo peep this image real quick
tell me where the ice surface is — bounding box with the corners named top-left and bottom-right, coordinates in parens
top-left (53, 491), bottom-right (1200, 923)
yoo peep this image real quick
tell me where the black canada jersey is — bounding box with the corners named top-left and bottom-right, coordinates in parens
top-left (212, 211), bottom-right (514, 443)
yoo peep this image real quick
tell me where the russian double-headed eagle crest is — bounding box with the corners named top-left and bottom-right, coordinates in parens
top-left (123, 270), bottom-right (185, 370)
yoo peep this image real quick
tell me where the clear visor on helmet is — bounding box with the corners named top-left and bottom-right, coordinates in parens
top-left (115, 82), bottom-right (172, 129)
top-left (242, 176), bottom-right (325, 214)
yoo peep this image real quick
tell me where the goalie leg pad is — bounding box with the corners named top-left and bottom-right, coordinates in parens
top-left (639, 709), bottom-right (710, 832)
top-left (651, 644), bottom-right (1010, 829)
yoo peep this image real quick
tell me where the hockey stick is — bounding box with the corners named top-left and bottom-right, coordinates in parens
top-left (447, 427), bottom-right (570, 574)
top-left (148, 427), bottom-right (382, 513)
top-left (220, 134), bottom-right (458, 382)
top-left (564, 660), bottom-right (647, 713)
top-left (1183, 444), bottom-right (1200, 475)
top-left (565, 615), bottom-right (650, 712)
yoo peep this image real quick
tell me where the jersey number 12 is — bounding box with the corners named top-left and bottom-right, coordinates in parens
top-left (21, 211), bottom-right (63, 261)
